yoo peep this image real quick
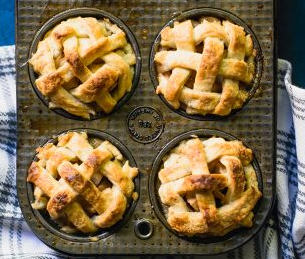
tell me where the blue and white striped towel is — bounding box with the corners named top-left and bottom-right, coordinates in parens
top-left (0, 45), bottom-right (302, 259)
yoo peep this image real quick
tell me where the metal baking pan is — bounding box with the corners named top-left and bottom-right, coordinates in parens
top-left (16, 0), bottom-right (275, 256)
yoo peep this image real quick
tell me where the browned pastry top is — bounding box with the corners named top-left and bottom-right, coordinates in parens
top-left (30, 17), bottom-right (136, 119)
top-left (27, 131), bottom-right (138, 234)
top-left (158, 136), bottom-right (262, 236)
top-left (154, 18), bottom-right (256, 116)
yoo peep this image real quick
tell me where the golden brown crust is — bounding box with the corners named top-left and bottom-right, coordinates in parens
top-left (179, 87), bottom-right (221, 115)
top-left (30, 17), bottom-right (136, 119)
top-left (168, 210), bottom-right (208, 235)
top-left (49, 87), bottom-right (95, 119)
top-left (157, 20), bottom-right (195, 107)
top-left (63, 38), bottom-right (92, 83)
top-left (154, 18), bottom-right (256, 116)
top-left (58, 162), bottom-right (87, 193)
top-left (27, 131), bottom-right (138, 233)
top-left (93, 187), bottom-right (127, 228)
top-left (220, 156), bottom-right (245, 203)
top-left (178, 174), bottom-right (228, 194)
top-left (47, 187), bottom-right (76, 219)
top-left (64, 202), bottom-right (98, 233)
top-left (202, 137), bottom-right (253, 165)
top-left (35, 71), bottom-right (64, 96)
top-left (101, 160), bottom-right (136, 197)
top-left (213, 79), bottom-right (239, 115)
top-left (27, 162), bottom-right (58, 197)
top-left (194, 37), bottom-right (224, 92)
top-left (210, 187), bottom-right (262, 236)
top-left (29, 40), bottom-right (56, 75)
top-left (158, 136), bottom-right (261, 236)
top-left (71, 65), bottom-right (119, 103)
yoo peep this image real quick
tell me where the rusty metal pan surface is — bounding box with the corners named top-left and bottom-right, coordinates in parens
top-left (16, 0), bottom-right (275, 256)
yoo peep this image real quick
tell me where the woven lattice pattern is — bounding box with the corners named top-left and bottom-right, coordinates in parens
top-left (158, 137), bottom-right (262, 236)
top-left (30, 17), bottom-right (136, 119)
top-left (27, 131), bottom-right (138, 233)
top-left (155, 18), bottom-right (256, 116)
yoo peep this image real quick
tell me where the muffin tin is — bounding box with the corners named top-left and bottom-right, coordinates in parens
top-left (16, 0), bottom-right (275, 256)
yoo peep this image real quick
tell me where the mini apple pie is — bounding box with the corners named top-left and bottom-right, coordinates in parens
top-left (30, 17), bottom-right (136, 119)
top-left (154, 18), bottom-right (257, 116)
top-left (158, 136), bottom-right (262, 236)
top-left (27, 131), bottom-right (138, 234)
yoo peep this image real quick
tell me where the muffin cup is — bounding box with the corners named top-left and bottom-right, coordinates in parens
top-left (25, 128), bottom-right (140, 243)
top-left (149, 7), bottom-right (263, 121)
top-left (28, 8), bottom-right (142, 121)
top-left (149, 129), bottom-right (266, 254)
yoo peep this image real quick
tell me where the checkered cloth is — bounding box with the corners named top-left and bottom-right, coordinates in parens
top-left (0, 45), bottom-right (302, 259)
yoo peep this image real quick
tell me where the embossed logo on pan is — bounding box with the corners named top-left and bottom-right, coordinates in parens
top-left (127, 106), bottom-right (164, 144)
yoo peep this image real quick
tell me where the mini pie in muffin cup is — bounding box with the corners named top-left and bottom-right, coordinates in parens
top-left (29, 10), bottom-right (141, 120)
top-left (152, 14), bottom-right (262, 118)
top-left (157, 135), bottom-right (262, 237)
top-left (27, 131), bottom-right (139, 234)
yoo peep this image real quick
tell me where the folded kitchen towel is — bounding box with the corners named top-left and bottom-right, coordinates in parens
top-left (277, 59), bottom-right (305, 259)
top-left (0, 44), bottom-right (300, 259)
